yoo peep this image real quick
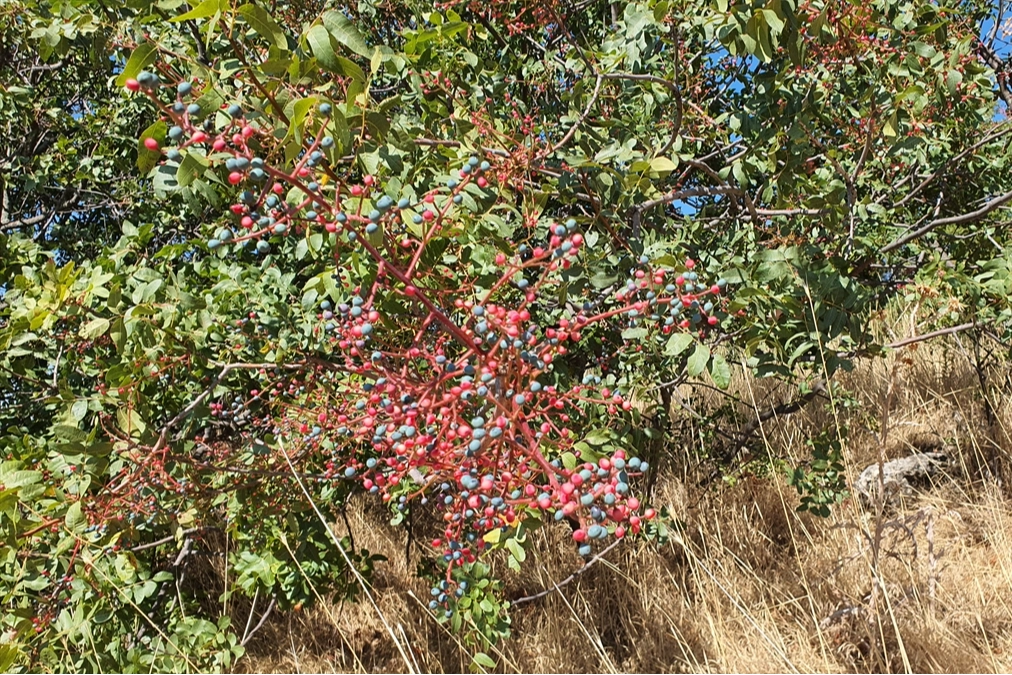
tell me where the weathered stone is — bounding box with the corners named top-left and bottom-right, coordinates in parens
top-left (854, 452), bottom-right (951, 505)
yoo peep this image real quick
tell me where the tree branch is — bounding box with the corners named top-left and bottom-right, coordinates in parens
top-left (0, 212), bottom-right (51, 232)
top-left (549, 74), bottom-right (603, 153)
top-left (893, 123), bottom-right (1012, 209)
top-left (240, 596), bottom-right (276, 646)
top-left (883, 322), bottom-right (978, 349)
top-left (511, 538), bottom-right (624, 606)
top-left (881, 189), bottom-right (1012, 253)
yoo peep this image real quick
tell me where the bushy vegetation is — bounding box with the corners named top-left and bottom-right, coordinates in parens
top-left (1, 0), bottom-right (1011, 670)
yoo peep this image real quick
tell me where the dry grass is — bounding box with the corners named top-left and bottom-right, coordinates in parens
top-left (234, 331), bottom-right (1012, 674)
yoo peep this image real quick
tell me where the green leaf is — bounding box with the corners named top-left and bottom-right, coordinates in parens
top-left (176, 151), bottom-right (209, 187)
top-left (117, 407), bottom-right (147, 437)
top-left (152, 163), bottom-right (180, 195)
top-left (649, 156), bottom-right (678, 173)
top-left (945, 69), bottom-right (963, 95)
top-left (883, 111), bottom-right (899, 138)
top-left (65, 501), bottom-right (86, 533)
top-left (321, 10), bottom-right (372, 57)
top-left (71, 399), bottom-right (89, 422)
top-left (665, 332), bottom-right (694, 357)
top-left (590, 272), bottom-right (618, 289)
top-left (335, 55), bottom-right (366, 83)
top-left (238, 3), bottom-right (287, 48)
top-left (287, 96), bottom-right (319, 140)
top-left (0, 645), bottom-right (20, 672)
top-left (472, 652), bottom-right (496, 669)
top-left (0, 468), bottom-right (41, 489)
top-left (761, 8), bottom-right (785, 34)
top-left (137, 120), bottom-right (167, 174)
top-left (306, 24), bottom-right (340, 72)
top-left (306, 29), bottom-right (365, 83)
top-left (169, 0), bottom-right (221, 22)
top-left (624, 3), bottom-right (657, 37)
top-left (505, 537), bottom-right (526, 563)
top-left (710, 353), bottom-right (731, 389)
top-left (192, 87), bottom-right (224, 118)
top-left (80, 317), bottom-right (110, 339)
top-left (115, 42), bottom-right (157, 87)
top-left (621, 326), bottom-right (648, 340)
top-left (686, 343), bottom-right (711, 377)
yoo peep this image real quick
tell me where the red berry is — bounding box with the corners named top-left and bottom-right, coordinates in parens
top-left (125, 79), bottom-right (140, 92)
top-left (143, 137), bottom-right (160, 151)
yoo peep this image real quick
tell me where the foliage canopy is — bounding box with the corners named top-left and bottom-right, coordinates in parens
top-left (1, 0), bottom-right (1011, 669)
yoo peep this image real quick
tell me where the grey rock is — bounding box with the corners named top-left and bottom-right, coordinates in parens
top-left (854, 452), bottom-right (951, 505)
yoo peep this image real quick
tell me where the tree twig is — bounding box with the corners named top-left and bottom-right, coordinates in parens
top-left (893, 124), bottom-right (1012, 209)
top-left (883, 322), bottom-right (977, 349)
top-left (549, 74), bottom-right (603, 153)
top-left (881, 189), bottom-right (1012, 253)
top-left (511, 538), bottom-right (624, 606)
top-left (240, 596), bottom-right (277, 646)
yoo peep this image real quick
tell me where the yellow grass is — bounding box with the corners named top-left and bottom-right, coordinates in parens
top-left (235, 330), bottom-right (1012, 674)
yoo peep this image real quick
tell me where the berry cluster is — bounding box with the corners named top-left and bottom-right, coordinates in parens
top-left (125, 69), bottom-right (732, 610)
